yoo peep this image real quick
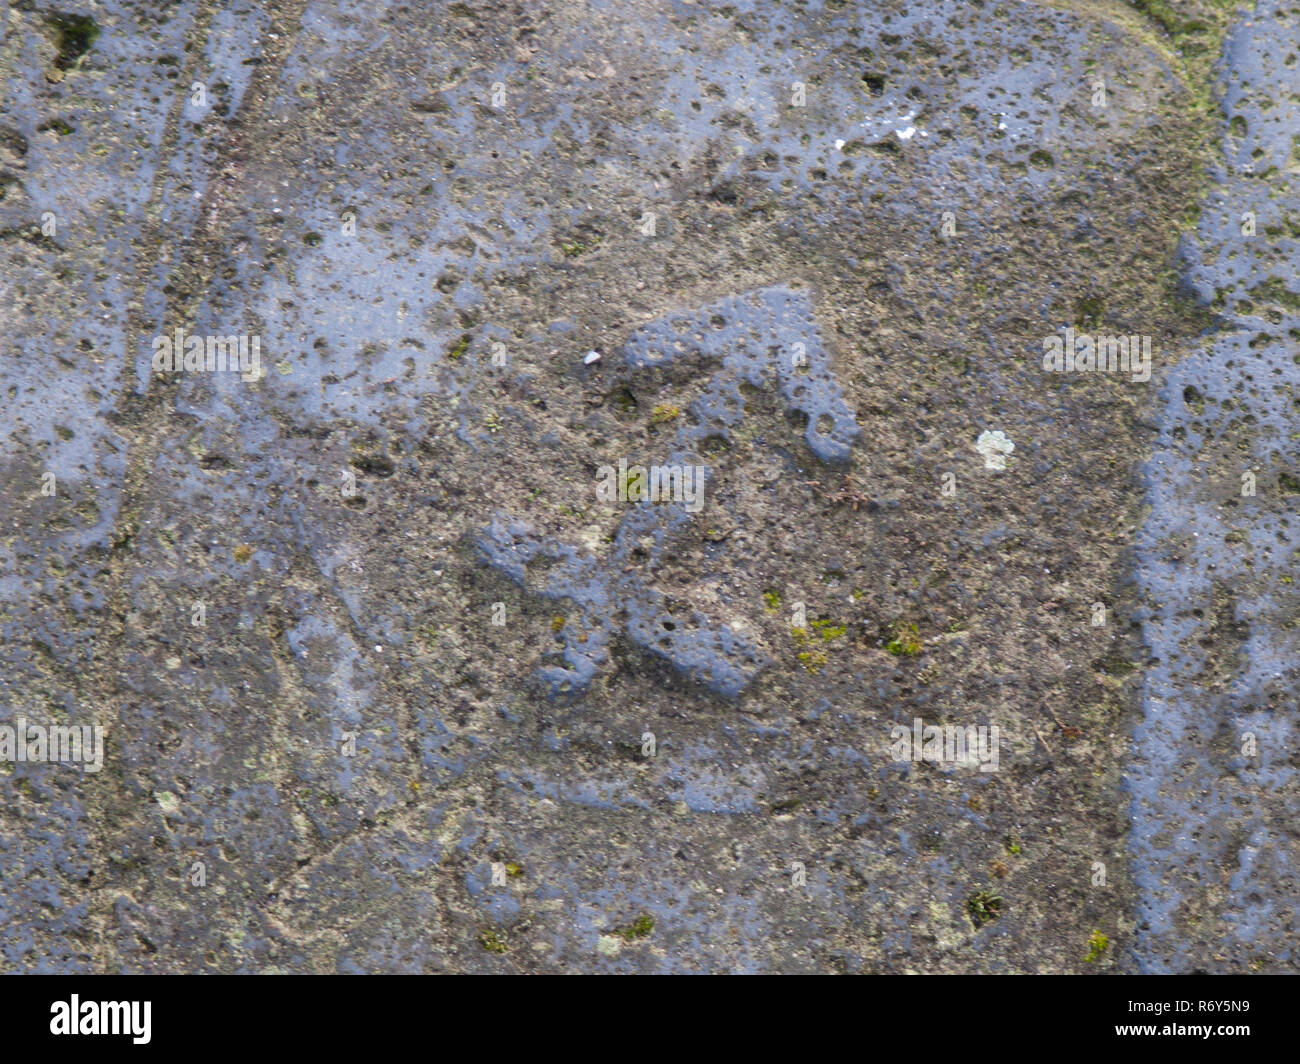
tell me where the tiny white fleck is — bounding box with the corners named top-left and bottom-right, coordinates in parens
top-left (896, 126), bottom-right (915, 140)
top-left (834, 138), bottom-right (845, 150)
top-left (584, 350), bottom-right (601, 365)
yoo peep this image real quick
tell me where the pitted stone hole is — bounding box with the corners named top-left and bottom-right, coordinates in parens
top-left (350, 453), bottom-right (395, 477)
top-left (786, 410), bottom-right (810, 432)
top-left (47, 12), bottom-right (101, 70)
top-left (0, 125), bottom-right (28, 159)
top-left (611, 387), bottom-right (638, 417)
top-left (710, 314), bottom-right (727, 329)
top-left (815, 414), bottom-right (834, 436)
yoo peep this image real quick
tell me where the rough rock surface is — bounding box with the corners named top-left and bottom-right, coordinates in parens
top-left (1, 0), bottom-right (1293, 973)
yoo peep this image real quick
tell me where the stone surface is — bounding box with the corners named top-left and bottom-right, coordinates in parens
top-left (1, 0), bottom-right (1292, 973)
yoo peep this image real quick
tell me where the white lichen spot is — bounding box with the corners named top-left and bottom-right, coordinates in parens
top-left (976, 429), bottom-right (1015, 471)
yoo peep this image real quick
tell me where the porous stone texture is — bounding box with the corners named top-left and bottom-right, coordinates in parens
top-left (1130, 0), bottom-right (1300, 974)
top-left (2, 0), bottom-right (1289, 973)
